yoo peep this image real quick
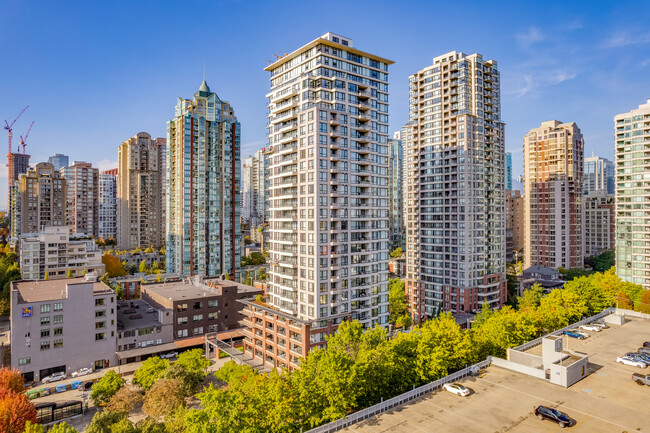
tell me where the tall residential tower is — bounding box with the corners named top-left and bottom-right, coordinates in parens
top-left (388, 132), bottom-right (404, 250)
top-left (615, 99), bottom-right (650, 289)
top-left (117, 132), bottom-right (166, 249)
top-left (166, 81), bottom-right (241, 277)
top-left (523, 120), bottom-right (584, 269)
top-left (241, 33), bottom-right (392, 371)
top-left (405, 51), bottom-right (507, 321)
top-left (61, 161), bottom-right (99, 237)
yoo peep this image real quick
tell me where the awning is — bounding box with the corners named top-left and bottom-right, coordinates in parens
top-left (116, 342), bottom-right (178, 359)
top-left (174, 336), bottom-right (205, 349)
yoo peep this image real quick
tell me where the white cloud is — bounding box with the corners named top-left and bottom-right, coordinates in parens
top-left (602, 31), bottom-right (650, 48)
top-left (517, 27), bottom-right (544, 48)
top-left (96, 159), bottom-right (118, 172)
top-left (506, 69), bottom-right (576, 100)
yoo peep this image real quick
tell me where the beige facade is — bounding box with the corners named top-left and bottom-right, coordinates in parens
top-left (61, 161), bottom-right (99, 238)
top-left (584, 193), bottom-right (614, 257)
top-left (11, 162), bottom-right (67, 238)
top-left (405, 51), bottom-right (507, 321)
top-left (19, 226), bottom-right (104, 280)
top-left (117, 132), bottom-right (166, 249)
top-left (523, 120), bottom-right (584, 269)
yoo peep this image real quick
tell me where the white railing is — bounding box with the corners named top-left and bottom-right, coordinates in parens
top-left (304, 358), bottom-right (491, 433)
top-left (513, 307), bottom-right (615, 352)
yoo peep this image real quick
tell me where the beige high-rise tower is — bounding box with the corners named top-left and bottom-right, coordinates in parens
top-left (117, 132), bottom-right (166, 250)
top-left (10, 162), bottom-right (67, 238)
top-left (61, 161), bottom-right (99, 237)
top-left (404, 51), bottom-right (507, 322)
top-left (523, 120), bottom-right (584, 269)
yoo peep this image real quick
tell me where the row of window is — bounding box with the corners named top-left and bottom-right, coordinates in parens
top-left (39, 303), bottom-right (63, 313)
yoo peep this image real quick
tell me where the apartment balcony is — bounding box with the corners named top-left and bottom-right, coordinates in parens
top-left (270, 98), bottom-right (299, 114)
top-left (357, 90), bottom-right (371, 98)
top-left (355, 135), bottom-right (371, 143)
top-left (357, 113), bottom-right (370, 121)
top-left (270, 87), bottom-right (298, 103)
top-left (329, 130), bottom-right (341, 138)
top-left (277, 132), bottom-right (298, 145)
top-left (277, 121), bottom-right (298, 133)
top-left (357, 102), bottom-right (370, 111)
top-left (329, 117), bottom-right (340, 125)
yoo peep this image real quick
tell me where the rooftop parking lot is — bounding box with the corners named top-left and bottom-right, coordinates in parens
top-left (342, 316), bottom-right (650, 433)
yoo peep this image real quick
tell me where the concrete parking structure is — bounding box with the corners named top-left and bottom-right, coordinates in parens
top-left (341, 316), bottom-right (650, 433)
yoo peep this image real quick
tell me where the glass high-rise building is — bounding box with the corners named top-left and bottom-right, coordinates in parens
top-left (166, 81), bottom-right (241, 277)
top-left (505, 152), bottom-right (512, 190)
top-left (615, 99), bottom-right (650, 289)
top-left (583, 155), bottom-right (614, 195)
top-left (48, 154), bottom-right (69, 171)
top-left (404, 51), bottom-right (506, 321)
top-left (389, 132), bottom-right (404, 250)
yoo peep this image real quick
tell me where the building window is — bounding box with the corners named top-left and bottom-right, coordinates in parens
top-left (40, 329), bottom-right (50, 338)
top-left (124, 330), bottom-right (136, 338)
top-left (208, 312), bottom-right (218, 320)
top-left (193, 314), bottom-right (203, 323)
top-left (54, 327), bottom-right (63, 336)
top-left (40, 317), bottom-right (50, 326)
top-left (208, 324), bottom-right (218, 332)
top-left (40, 304), bottom-right (50, 313)
top-left (95, 333), bottom-right (106, 341)
top-left (53, 315), bottom-right (63, 324)
top-left (18, 357), bottom-right (30, 365)
top-left (95, 321), bottom-right (106, 329)
top-left (192, 301), bottom-right (202, 310)
top-left (40, 341), bottom-right (50, 350)
top-left (177, 317), bottom-right (188, 325)
top-left (177, 303), bottom-right (187, 312)
top-left (53, 339), bottom-right (63, 348)
top-left (193, 327), bottom-right (203, 335)
top-left (95, 310), bottom-right (106, 318)
top-left (53, 302), bottom-right (63, 311)
top-left (95, 298), bottom-right (105, 306)
top-left (207, 299), bottom-right (218, 308)
top-left (177, 329), bottom-right (188, 338)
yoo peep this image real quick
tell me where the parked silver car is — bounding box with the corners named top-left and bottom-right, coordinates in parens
top-left (42, 372), bottom-right (67, 383)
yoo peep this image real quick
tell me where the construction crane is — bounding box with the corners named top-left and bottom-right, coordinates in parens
top-left (19, 121), bottom-right (34, 154)
top-left (3, 105), bottom-right (29, 155)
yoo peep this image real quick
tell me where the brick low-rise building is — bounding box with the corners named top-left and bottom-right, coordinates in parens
top-left (141, 276), bottom-right (262, 342)
top-left (239, 299), bottom-right (342, 372)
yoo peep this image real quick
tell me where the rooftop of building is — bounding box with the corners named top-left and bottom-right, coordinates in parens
top-left (264, 32), bottom-right (393, 72)
top-left (116, 299), bottom-right (162, 331)
top-left (142, 276), bottom-right (260, 301)
top-left (340, 314), bottom-right (650, 433)
top-left (522, 265), bottom-right (560, 276)
top-left (12, 276), bottom-right (112, 304)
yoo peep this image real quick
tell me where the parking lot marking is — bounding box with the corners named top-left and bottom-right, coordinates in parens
top-left (480, 377), bottom-right (638, 432)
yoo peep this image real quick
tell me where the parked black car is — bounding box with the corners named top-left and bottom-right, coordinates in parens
top-left (535, 405), bottom-right (571, 428)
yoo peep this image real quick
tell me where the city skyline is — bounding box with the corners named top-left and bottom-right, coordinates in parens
top-left (1, 0), bottom-right (650, 208)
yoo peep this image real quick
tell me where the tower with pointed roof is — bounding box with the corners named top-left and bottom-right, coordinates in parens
top-left (166, 82), bottom-right (241, 277)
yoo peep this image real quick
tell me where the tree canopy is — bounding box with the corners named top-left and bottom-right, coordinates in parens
top-left (91, 369), bottom-right (125, 406)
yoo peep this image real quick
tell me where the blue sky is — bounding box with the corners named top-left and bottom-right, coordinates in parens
top-left (1, 0), bottom-right (649, 208)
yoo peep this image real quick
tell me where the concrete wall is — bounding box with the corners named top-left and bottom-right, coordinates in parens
top-left (507, 349), bottom-right (543, 368)
top-left (491, 356), bottom-right (546, 379)
top-left (614, 309), bottom-right (650, 320)
top-left (549, 356), bottom-right (588, 387)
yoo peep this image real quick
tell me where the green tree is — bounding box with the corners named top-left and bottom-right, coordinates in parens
top-left (388, 278), bottom-right (411, 328)
top-left (517, 284), bottom-right (544, 312)
top-left (133, 357), bottom-right (170, 391)
top-left (90, 369), bottom-right (125, 406)
top-left (472, 306), bottom-right (539, 358)
top-left (66, 268), bottom-right (74, 278)
top-left (174, 349), bottom-right (210, 375)
top-left (151, 261), bottom-right (159, 273)
top-left (43, 271), bottom-right (49, 280)
top-left (538, 289), bottom-right (587, 331)
top-left (139, 260), bottom-right (149, 274)
top-left (637, 290), bottom-right (650, 313)
top-left (85, 410), bottom-right (136, 433)
top-left (244, 236), bottom-right (252, 245)
top-left (257, 267), bottom-right (267, 281)
top-left (558, 267), bottom-right (593, 281)
top-left (223, 273), bottom-right (231, 281)
top-left (389, 247), bottom-right (403, 258)
top-left (244, 270), bottom-right (252, 286)
top-left (591, 250), bottom-right (615, 272)
top-left (103, 253), bottom-right (127, 278)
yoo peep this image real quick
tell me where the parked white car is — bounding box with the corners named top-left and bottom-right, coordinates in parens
top-left (591, 321), bottom-right (609, 329)
top-left (160, 351), bottom-right (179, 359)
top-left (617, 356), bottom-right (648, 368)
top-left (442, 382), bottom-right (470, 396)
top-left (579, 324), bottom-right (601, 332)
top-left (42, 372), bottom-right (67, 383)
top-left (71, 367), bottom-right (93, 378)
